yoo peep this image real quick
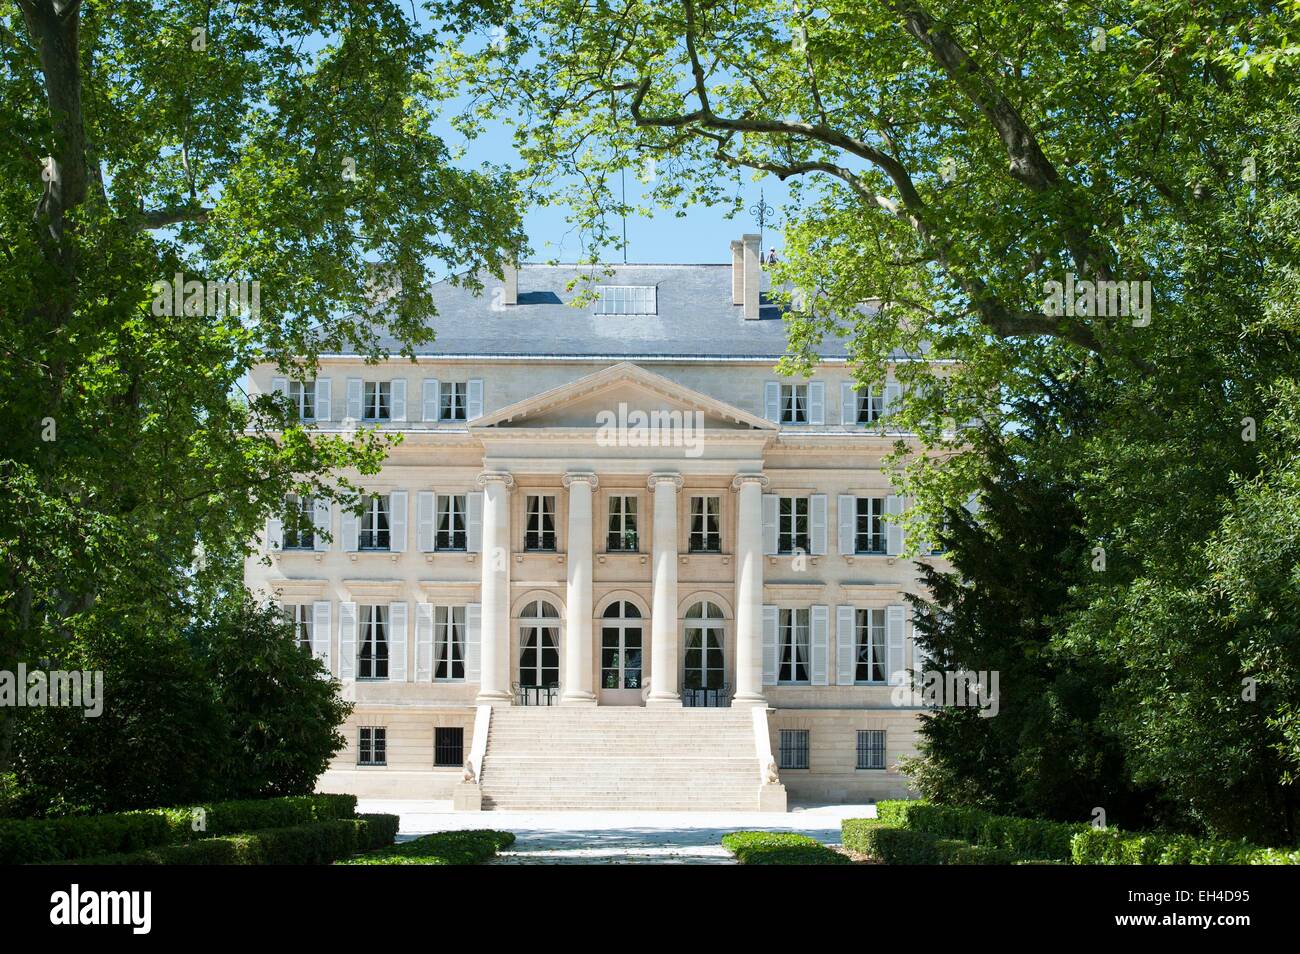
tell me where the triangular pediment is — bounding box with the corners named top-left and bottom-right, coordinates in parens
top-left (470, 362), bottom-right (776, 432)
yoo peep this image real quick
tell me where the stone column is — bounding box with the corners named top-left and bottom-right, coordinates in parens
top-left (732, 473), bottom-right (769, 706)
top-left (646, 473), bottom-right (683, 706)
top-left (561, 472), bottom-right (598, 706)
top-left (476, 471), bottom-right (514, 705)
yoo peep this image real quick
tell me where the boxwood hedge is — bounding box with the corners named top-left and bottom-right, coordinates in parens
top-left (876, 800), bottom-right (1082, 861)
top-left (721, 831), bottom-right (850, 865)
top-left (841, 820), bottom-right (1018, 865)
top-left (338, 829), bottom-right (515, 865)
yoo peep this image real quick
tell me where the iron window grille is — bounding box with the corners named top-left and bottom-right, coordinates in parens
top-left (358, 726), bottom-right (386, 766)
top-left (434, 727), bottom-right (464, 767)
top-left (857, 729), bottom-right (886, 770)
top-left (779, 729), bottom-right (810, 770)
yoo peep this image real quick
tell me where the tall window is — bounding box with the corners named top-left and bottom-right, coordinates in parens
top-left (856, 388), bottom-right (883, 424)
top-left (855, 608), bottom-right (887, 684)
top-left (283, 494), bottom-right (316, 550)
top-left (780, 384), bottom-right (808, 424)
top-left (683, 601), bottom-right (725, 690)
top-left (358, 604), bottom-right (389, 679)
top-left (518, 600), bottom-right (560, 687)
top-left (436, 494), bottom-right (467, 550)
top-left (525, 495), bottom-right (557, 551)
top-left (358, 726), bottom-right (386, 766)
top-left (435, 605), bottom-right (465, 680)
top-left (778, 497), bottom-right (809, 554)
top-left (601, 601), bottom-right (643, 690)
top-left (440, 382), bottom-right (467, 421)
top-left (689, 496), bottom-right (721, 553)
top-left (607, 495), bottom-right (638, 551)
top-left (285, 604), bottom-right (312, 651)
top-left (778, 608), bottom-right (811, 684)
top-left (289, 380), bottom-right (316, 420)
top-left (857, 729), bottom-right (886, 770)
top-left (434, 727), bottom-right (464, 767)
top-left (855, 497), bottom-right (887, 554)
top-left (363, 381), bottom-right (391, 420)
top-left (779, 729), bottom-right (809, 769)
top-left (360, 495), bottom-right (390, 550)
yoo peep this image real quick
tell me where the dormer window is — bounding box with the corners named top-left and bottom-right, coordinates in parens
top-left (594, 285), bottom-right (656, 315)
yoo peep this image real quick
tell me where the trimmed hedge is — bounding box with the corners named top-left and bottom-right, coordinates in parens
top-left (722, 831), bottom-right (850, 865)
top-left (876, 800), bottom-right (1082, 861)
top-left (1, 794), bottom-right (358, 864)
top-left (842, 820), bottom-right (1018, 865)
top-left (72, 814), bottom-right (398, 865)
top-left (339, 829), bottom-right (515, 865)
top-left (1071, 828), bottom-right (1300, 865)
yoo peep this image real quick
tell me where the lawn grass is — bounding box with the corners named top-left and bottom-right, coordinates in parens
top-left (721, 831), bottom-right (850, 865)
top-left (338, 829), bottom-right (515, 865)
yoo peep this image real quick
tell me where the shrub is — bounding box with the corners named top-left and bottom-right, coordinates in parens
top-left (339, 829), bottom-right (514, 865)
top-left (876, 800), bottom-right (1082, 861)
top-left (842, 822), bottom-right (1018, 865)
top-left (0, 793), bottom-right (358, 864)
top-left (721, 831), bottom-right (850, 865)
top-left (1070, 828), bottom-right (1300, 865)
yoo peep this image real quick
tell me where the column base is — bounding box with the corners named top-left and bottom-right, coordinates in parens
top-left (475, 689), bottom-right (514, 707)
top-left (731, 692), bottom-right (768, 708)
top-left (645, 693), bottom-right (682, 708)
top-left (559, 691), bottom-right (598, 707)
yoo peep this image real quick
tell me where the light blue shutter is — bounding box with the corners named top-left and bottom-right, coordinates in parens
top-left (417, 491), bottom-right (435, 552)
top-left (467, 492), bottom-right (483, 553)
top-left (467, 379), bottom-right (483, 420)
top-left (840, 382), bottom-right (857, 425)
top-left (271, 376), bottom-right (288, 401)
top-left (761, 605), bottom-right (779, 686)
top-left (886, 495), bottom-right (904, 555)
top-left (809, 494), bottom-right (827, 555)
top-left (341, 505), bottom-right (359, 552)
top-left (808, 382), bottom-right (825, 425)
top-left (911, 609), bottom-right (929, 680)
top-left (884, 380), bottom-right (902, 418)
top-left (314, 378), bottom-right (332, 422)
top-left (838, 495), bottom-right (855, 555)
top-left (762, 494), bottom-right (778, 555)
top-left (312, 600), bottom-right (332, 675)
top-left (887, 605), bottom-right (906, 685)
top-left (388, 602), bottom-right (408, 681)
top-left (265, 514), bottom-right (283, 552)
top-left (338, 602), bottom-right (357, 678)
top-left (390, 379), bottom-right (407, 422)
top-left (346, 378), bottom-right (363, 420)
top-left (415, 603), bottom-right (434, 681)
top-left (810, 604), bottom-right (829, 685)
top-left (836, 605), bottom-right (855, 685)
top-left (422, 378), bottom-right (440, 422)
top-left (764, 381), bottom-right (780, 422)
top-left (388, 491), bottom-right (407, 552)
top-left (465, 603), bottom-right (482, 683)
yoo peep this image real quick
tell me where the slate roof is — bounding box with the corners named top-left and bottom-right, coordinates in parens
top-left (354, 264), bottom-right (864, 359)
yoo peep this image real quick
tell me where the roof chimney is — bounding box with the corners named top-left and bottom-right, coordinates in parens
top-left (730, 240), bottom-right (744, 305)
top-left (742, 233), bottom-right (761, 320)
top-left (501, 258), bottom-right (518, 306)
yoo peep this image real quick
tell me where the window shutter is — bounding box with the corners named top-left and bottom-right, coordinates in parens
top-left (422, 378), bottom-right (441, 422)
top-left (415, 603), bottom-right (434, 681)
top-left (761, 604), bottom-right (779, 686)
top-left (808, 381), bottom-right (825, 425)
top-left (390, 378), bottom-right (407, 422)
top-left (265, 515), bottom-right (283, 552)
top-left (884, 380), bottom-right (902, 418)
top-left (312, 600), bottom-right (332, 675)
top-left (467, 492), bottom-right (484, 553)
top-left (338, 602), bottom-right (357, 679)
top-left (911, 610), bottom-right (929, 678)
top-left (886, 495), bottom-right (904, 555)
top-left (389, 491), bottom-right (407, 552)
top-left (840, 382), bottom-right (857, 425)
top-left (346, 378), bottom-right (363, 420)
top-left (964, 492), bottom-right (981, 516)
top-left (341, 506), bottom-right (359, 552)
top-left (388, 602), bottom-right (408, 681)
top-left (467, 379), bottom-right (483, 420)
top-left (886, 605), bottom-right (906, 684)
top-left (810, 604), bottom-right (829, 685)
top-left (764, 381), bottom-right (780, 422)
top-left (271, 376), bottom-right (288, 399)
top-left (314, 378), bottom-right (332, 422)
top-left (836, 605), bottom-right (855, 685)
top-left (465, 603), bottom-right (482, 683)
top-left (837, 495), bottom-right (856, 555)
top-left (761, 494), bottom-right (778, 555)
top-left (809, 494), bottom-right (827, 555)
top-left (417, 491), bottom-right (435, 552)
top-left (313, 498), bottom-right (331, 551)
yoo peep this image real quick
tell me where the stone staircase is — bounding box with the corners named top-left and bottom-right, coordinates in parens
top-left (479, 707), bottom-right (762, 811)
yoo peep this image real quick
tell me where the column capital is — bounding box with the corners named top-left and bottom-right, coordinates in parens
top-left (476, 471), bottom-right (515, 491)
top-left (647, 472), bottom-right (684, 492)
top-left (562, 472), bottom-right (599, 491)
top-left (730, 472), bottom-right (770, 492)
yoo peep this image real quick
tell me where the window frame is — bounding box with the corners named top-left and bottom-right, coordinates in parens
top-left (854, 608), bottom-right (888, 685)
top-left (855, 388), bottom-right (883, 425)
top-left (282, 493), bottom-right (316, 550)
top-left (606, 494), bottom-right (639, 552)
top-left (777, 496), bottom-right (810, 554)
top-left (358, 604), bottom-right (389, 680)
top-left (439, 381), bottom-right (468, 422)
top-left (780, 383), bottom-right (809, 424)
top-left (434, 727), bottom-right (464, 767)
top-left (435, 494), bottom-right (468, 551)
top-left (688, 495), bottom-right (722, 553)
top-left (434, 605), bottom-right (466, 681)
top-left (777, 607), bottom-right (812, 685)
top-left (524, 494), bottom-right (557, 552)
top-left (359, 494), bottom-right (391, 551)
top-left (856, 729), bottom-right (886, 770)
top-left (854, 496), bottom-right (888, 555)
top-left (285, 603), bottom-right (313, 652)
top-left (363, 381), bottom-right (392, 421)
top-left (289, 379), bottom-right (316, 421)
top-left (778, 729), bottom-right (810, 770)
top-left (358, 726), bottom-right (387, 766)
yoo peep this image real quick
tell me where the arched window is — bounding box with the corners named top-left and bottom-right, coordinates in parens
top-left (519, 600), bottom-right (560, 687)
top-left (684, 601), bottom-right (725, 690)
top-left (600, 601), bottom-right (643, 690)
